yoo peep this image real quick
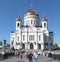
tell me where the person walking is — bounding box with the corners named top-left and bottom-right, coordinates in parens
top-left (48, 52), bottom-right (52, 60)
top-left (18, 51), bottom-right (23, 59)
top-left (34, 52), bottom-right (39, 62)
top-left (28, 52), bottom-right (33, 62)
top-left (18, 51), bottom-right (20, 57)
top-left (20, 51), bottom-right (23, 59)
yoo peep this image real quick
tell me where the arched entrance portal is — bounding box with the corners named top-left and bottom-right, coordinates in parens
top-left (22, 43), bottom-right (25, 49)
top-left (11, 46), bottom-right (14, 51)
top-left (38, 44), bottom-right (41, 49)
top-left (30, 43), bottom-right (33, 49)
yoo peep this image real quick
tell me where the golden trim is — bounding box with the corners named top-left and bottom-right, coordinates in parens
top-left (16, 17), bottom-right (21, 21)
top-left (16, 42), bottom-right (20, 45)
top-left (42, 16), bottom-right (47, 21)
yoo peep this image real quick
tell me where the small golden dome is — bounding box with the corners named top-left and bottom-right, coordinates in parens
top-left (16, 17), bottom-right (21, 21)
top-left (42, 16), bottom-right (47, 21)
top-left (25, 8), bottom-right (39, 16)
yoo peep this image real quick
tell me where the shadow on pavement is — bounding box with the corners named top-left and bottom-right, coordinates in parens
top-left (52, 54), bottom-right (60, 61)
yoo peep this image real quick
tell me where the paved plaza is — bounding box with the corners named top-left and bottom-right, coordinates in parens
top-left (0, 53), bottom-right (60, 62)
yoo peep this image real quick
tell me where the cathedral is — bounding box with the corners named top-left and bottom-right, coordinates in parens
top-left (10, 6), bottom-right (53, 50)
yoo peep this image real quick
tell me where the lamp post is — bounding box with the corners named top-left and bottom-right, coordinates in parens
top-left (3, 39), bottom-right (7, 50)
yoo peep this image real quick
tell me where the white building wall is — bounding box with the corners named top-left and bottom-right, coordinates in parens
top-left (10, 32), bottom-right (15, 48)
top-left (10, 27), bottom-right (52, 50)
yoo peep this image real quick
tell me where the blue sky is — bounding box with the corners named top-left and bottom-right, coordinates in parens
top-left (0, 0), bottom-right (60, 44)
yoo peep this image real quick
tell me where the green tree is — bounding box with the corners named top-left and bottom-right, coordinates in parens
top-left (54, 44), bottom-right (58, 48)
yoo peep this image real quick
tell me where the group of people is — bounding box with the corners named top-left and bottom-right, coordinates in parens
top-left (17, 51), bottom-right (39, 62)
top-left (17, 50), bottom-right (52, 62)
top-left (28, 52), bottom-right (39, 62)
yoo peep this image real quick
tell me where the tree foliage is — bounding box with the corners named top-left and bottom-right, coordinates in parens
top-left (54, 44), bottom-right (58, 48)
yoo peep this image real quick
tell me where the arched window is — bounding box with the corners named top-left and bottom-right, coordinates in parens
top-left (38, 44), bottom-right (41, 49)
top-left (39, 35), bottom-right (41, 41)
top-left (22, 43), bottom-right (25, 49)
top-left (34, 20), bottom-right (35, 24)
top-left (17, 23), bottom-right (19, 27)
top-left (44, 23), bottom-right (46, 27)
top-left (30, 43), bottom-right (33, 49)
top-left (31, 20), bottom-right (32, 24)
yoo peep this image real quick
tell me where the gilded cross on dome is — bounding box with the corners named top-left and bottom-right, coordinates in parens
top-left (30, 3), bottom-right (33, 9)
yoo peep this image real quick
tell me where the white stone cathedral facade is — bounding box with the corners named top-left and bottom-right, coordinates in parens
top-left (10, 7), bottom-right (53, 50)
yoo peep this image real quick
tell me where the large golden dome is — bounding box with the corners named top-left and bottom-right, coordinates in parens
top-left (42, 16), bottom-right (47, 21)
top-left (25, 8), bottom-right (39, 16)
top-left (16, 17), bottom-right (21, 21)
